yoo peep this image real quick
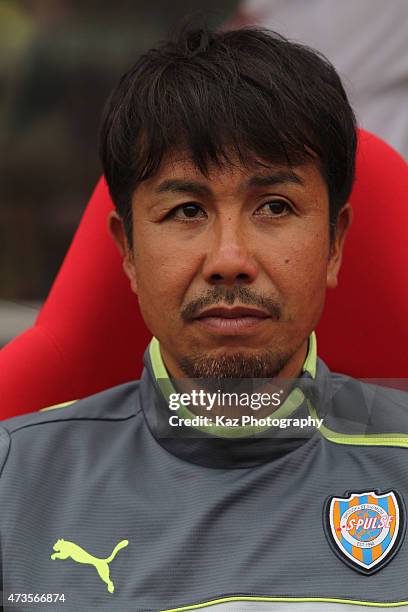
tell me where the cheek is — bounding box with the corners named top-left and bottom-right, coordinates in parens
top-left (267, 228), bottom-right (329, 312)
top-left (132, 245), bottom-right (194, 330)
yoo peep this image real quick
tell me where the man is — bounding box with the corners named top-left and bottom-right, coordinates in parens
top-left (1, 23), bottom-right (408, 612)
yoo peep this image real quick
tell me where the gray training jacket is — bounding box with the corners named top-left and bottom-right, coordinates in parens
top-left (1, 343), bottom-right (408, 611)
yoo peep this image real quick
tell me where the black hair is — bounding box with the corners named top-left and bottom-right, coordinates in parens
top-left (99, 22), bottom-right (357, 245)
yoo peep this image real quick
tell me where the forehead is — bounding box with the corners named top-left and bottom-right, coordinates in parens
top-left (136, 151), bottom-right (328, 198)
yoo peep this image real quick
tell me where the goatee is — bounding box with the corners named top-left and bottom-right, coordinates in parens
top-left (178, 349), bottom-right (290, 379)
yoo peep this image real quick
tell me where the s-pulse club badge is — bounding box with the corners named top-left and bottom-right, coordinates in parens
top-left (324, 490), bottom-right (405, 574)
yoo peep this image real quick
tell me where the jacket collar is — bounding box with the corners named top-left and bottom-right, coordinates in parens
top-left (139, 333), bottom-right (328, 468)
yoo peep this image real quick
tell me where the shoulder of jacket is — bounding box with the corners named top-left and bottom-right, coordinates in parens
top-left (314, 366), bottom-right (408, 449)
top-left (328, 370), bottom-right (408, 409)
top-left (1, 381), bottom-right (142, 435)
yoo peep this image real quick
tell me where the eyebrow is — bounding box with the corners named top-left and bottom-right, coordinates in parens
top-left (155, 179), bottom-right (212, 197)
top-left (154, 171), bottom-right (304, 197)
top-left (248, 171), bottom-right (304, 188)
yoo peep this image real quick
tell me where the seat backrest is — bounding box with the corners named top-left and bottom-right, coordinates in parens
top-left (316, 130), bottom-right (408, 377)
top-left (0, 129), bottom-right (407, 418)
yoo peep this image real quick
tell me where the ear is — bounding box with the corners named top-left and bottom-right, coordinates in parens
top-left (326, 203), bottom-right (353, 289)
top-left (108, 211), bottom-right (138, 295)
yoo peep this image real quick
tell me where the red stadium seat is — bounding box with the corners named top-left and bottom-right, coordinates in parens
top-left (0, 129), bottom-right (407, 418)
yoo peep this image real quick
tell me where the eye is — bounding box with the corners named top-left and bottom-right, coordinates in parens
top-left (166, 203), bottom-right (206, 220)
top-left (255, 199), bottom-right (292, 217)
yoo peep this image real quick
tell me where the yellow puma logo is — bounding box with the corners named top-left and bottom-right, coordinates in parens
top-left (50, 538), bottom-right (128, 593)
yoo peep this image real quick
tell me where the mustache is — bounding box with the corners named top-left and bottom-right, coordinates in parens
top-left (181, 287), bottom-right (282, 321)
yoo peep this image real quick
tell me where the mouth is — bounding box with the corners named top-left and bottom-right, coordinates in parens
top-left (193, 306), bottom-right (271, 335)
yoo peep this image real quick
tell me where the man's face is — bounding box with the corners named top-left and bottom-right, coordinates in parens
top-left (110, 154), bottom-right (351, 379)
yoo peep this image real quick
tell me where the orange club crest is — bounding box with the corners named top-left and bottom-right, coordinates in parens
top-left (324, 490), bottom-right (405, 574)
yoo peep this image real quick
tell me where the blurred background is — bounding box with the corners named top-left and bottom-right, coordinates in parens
top-left (1, 0), bottom-right (407, 347)
top-left (0, 0), bottom-right (238, 346)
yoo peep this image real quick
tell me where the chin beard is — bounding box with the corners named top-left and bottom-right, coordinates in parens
top-left (177, 349), bottom-right (291, 379)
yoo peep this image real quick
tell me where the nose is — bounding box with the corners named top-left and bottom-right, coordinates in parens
top-left (201, 216), bottom-right (258, 285)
